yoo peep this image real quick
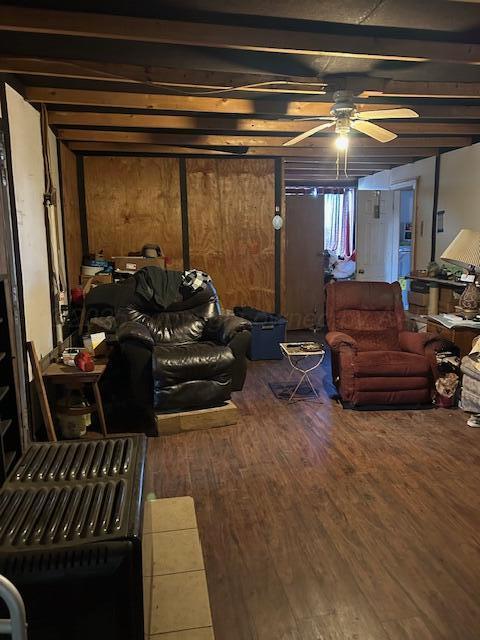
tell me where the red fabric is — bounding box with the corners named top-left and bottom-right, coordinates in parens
top-left (354, 351), bottom-right (430, 378)
top-left (325, 331), bottom-right (357, 352)
top-left (352, 388), bottom-right (432, 406)
top-left (356, 376), bottom-right (428, 391)
top-left (325, 281), bottom-right (450, 407)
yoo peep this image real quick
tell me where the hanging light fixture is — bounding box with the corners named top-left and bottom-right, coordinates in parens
top-left (334, 117), bottom-right (350, 179)
top-left (335, 134), bottom-right (349, 151)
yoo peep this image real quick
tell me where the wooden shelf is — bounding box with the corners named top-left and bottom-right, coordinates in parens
top-left (0, 385), bottom-right (9, 403)
top-left (0, 419), bottom-right (12, 437)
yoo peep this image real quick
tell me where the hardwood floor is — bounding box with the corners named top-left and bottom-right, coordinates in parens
top-left (145, 353), bottom-right (480, 640)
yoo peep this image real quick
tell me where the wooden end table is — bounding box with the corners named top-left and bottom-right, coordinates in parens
top-left (43, 361), bottom-right (108, 437)
top-left (426, 320), bottom-right (480, 358)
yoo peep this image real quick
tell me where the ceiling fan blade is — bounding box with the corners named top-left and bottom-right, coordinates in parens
top-left (358, 108), bottom-right (419, 120)
top-left (351, 120), bottom-right (397, 143)
top-left (282, 121), bottom-right (335, 146)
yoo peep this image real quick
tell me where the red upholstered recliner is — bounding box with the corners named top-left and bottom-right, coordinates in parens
top-left (326, 281), bottom-right (452, 407)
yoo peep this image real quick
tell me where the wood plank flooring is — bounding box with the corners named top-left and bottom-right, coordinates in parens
top-left (145, 353), bottom-right (480, 640)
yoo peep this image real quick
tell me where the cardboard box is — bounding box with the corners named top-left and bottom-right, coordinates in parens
top-left (80, 273), bottom-right (112, 286)
top-left (408, 303), bottom-right (428, 316)
top-left (113, 256), bottom-right (166, 272)
top-left (408, 291), bottom-right (429, 307)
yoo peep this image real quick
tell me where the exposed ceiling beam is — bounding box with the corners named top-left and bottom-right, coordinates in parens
top-left (286, 173), bottom-right (368, 179)
top-left (358, 80), bottom-right (480, 99)
top-left (285, 159), bottom-right (410, 167)
top-left (47, 111), bottom-right (335, 131)
top-left (26, 87), bottom-right (403, 117)
top-left (27, 87), bottom-right (480, 119)
top-left (285, 156), bottom-right (413, 164)
top-left (287, 181), bottom-right (357, 185)
top-left (286, 179), bottom-right (362, 184)
top-left (285, 165), bottom-right (392, 172)
top-left (66, 141), bottom-right (438, 158)
top-left (47, 111), bottom-right (480, 136)
top-left (0, 55), bottom-right (325, 95)
top-left (57, 129), bottom-right (471, 148)
top-left (2, 6), bottom-right (480, 65)
top-left (9, 56), bottom-right (480, 101)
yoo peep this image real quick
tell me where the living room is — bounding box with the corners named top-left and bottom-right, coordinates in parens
top-left (0, 2), bottom-right (480, 639)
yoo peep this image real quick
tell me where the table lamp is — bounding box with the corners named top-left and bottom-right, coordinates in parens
top-left (441, 228), bottom-right (480, 319)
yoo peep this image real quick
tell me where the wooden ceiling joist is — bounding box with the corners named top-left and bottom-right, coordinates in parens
top-left (285, 165), bottom-right (393, 172)
top-left (66, 141), bottom-right (439, 158)
top-left (286, 174), bottom-right (368, 180)
top-left (57, 129), bottom-right (471, 148)
top-left (358, 80), bottom-right (480, 99)
top-left (6, 56), bottom-right (480, 102)
top-left (47, 111), bottom-right (480, 136)
top-left (2, 5), bottom-right (480, 65)
top-left (26, 87), bottom-right (404, 117)
top-left (285, 158), bottom-right (394, 173)
top-left (0, 55), bottom-right (325, 95)
top-left (27, 87), bottom-right (480, 120)
top-left (285, 154), bottom-right (413, 164)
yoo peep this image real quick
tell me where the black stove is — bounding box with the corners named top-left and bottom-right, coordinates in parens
top-left (0, 435), bottom-right (147, 640)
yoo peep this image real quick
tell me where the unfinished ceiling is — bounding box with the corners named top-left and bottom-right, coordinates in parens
top-left (1, 0), bottom-right (480, 185)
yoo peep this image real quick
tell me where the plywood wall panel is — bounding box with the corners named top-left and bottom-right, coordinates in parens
top-left (83, 156), bottom-right (183, 267)
top-left (187, 158), bottom-right (275, 311)
top-left (59, 142), bottom-right (83, 289)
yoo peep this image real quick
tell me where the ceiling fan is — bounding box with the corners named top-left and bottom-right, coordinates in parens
top-left (283, 90), bottom-right (419, 147)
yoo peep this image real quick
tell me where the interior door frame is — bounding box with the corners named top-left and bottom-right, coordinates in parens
top-left (390, 178), bottom-right (418, 276)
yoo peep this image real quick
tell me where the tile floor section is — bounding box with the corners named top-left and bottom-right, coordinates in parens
top-left (143, 496), bottom-right (215, 640)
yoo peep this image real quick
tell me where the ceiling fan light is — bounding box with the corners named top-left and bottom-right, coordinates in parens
top-left (335, 134), bottom-right (349, 151)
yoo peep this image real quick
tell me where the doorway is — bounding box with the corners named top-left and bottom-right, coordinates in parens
top-left (394, 187), bottom-right (415, 307)
top-left (356, 183), bottom-right (416, 297)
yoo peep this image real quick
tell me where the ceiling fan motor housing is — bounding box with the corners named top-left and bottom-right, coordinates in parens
top-left (330, 90), bottom-right (356, 130)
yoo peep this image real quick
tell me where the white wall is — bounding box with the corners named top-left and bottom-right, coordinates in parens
top-left (6, 84), bottom-right (65, 360)
top-left (436, 143), bottom-right (480, 258)
top-left (358, 156), bottom-right (436, 270)
top-left (359, 143), bottom-right (480, 271)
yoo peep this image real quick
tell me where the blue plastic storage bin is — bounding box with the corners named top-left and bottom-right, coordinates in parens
top-left (248, 317), bottom-right (287, 360)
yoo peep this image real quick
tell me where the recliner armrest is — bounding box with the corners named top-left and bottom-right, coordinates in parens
top-left (117, 321), bottom-right (154, 348)
top-left (204, 315), bottom-right (251, 345)
top-left (399, 331), bottom-right (455, 356)
top-left (326, 331), bottom-right (358, 352)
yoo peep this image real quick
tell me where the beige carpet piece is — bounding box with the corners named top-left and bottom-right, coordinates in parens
top-left (143, 497), bottom-right (215, 640)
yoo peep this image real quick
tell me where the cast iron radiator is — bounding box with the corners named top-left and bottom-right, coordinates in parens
top-left (0, 435), bottom-right (147, 640)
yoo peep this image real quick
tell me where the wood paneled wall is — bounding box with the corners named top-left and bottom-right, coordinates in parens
top-left (187, 158), bottom-right (276, 311)
top-left (59, 143), bottom-right (83, 289)
top-left (74, 155), bottom-right (277, 310)
top-left (83, 156), bottom-right (183, 268)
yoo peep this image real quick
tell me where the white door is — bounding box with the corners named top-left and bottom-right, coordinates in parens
top-left (356, 189), bottom-right (395, 282)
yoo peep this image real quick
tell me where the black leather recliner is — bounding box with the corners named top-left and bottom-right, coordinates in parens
top-left (116, 279), bottom-right (251, 413)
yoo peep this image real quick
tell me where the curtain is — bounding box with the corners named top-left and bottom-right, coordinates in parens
top-left (324, 189), bottom-right (355, 257)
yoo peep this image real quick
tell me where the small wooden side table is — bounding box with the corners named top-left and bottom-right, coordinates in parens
top-left (43, 361), bottom-right (108, 437)
top-left (426, 320), bottom-right (480, 358)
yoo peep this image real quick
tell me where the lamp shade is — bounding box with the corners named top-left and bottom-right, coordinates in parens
top-left (440, 228), bottom-right (480, 270)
